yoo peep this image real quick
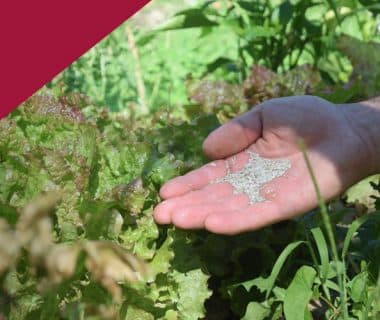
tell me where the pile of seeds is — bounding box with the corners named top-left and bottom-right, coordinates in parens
top-left (213, 151), bottom-right (291, 204)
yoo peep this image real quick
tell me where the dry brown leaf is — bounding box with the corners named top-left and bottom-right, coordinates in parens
top-left (45, 243), bottom-right (81, 283)
top-left (83, 241), bottom-right (148, 300)
top-left (0, 219), bottom-right (19, 274)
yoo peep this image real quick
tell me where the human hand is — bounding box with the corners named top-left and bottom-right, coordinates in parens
top-left (153, 95), bottom-right (377, 234)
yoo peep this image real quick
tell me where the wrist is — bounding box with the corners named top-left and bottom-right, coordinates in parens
top-left (340, 98), bottom-right (380, 175)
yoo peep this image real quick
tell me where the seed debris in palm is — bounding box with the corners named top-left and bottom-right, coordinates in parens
top-left (213, 152), bottom-right (291, 204)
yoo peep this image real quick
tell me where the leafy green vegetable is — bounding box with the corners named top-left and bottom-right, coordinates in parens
top-left (0, 95), bottom-right (215, 319)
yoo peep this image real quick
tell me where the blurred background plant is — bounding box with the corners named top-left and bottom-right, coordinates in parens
top-left (49, 0), bottom-right (380, 114)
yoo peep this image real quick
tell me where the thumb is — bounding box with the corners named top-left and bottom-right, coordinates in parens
top-left (203, 107), bottom-right (263, 159)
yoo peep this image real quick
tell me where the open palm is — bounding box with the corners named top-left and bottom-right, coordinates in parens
top-left (153, 96), bottom-right (371, 234)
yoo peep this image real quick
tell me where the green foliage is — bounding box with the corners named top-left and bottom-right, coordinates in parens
top-left (2, 86), bottom-right (380, 319)
top-left (50, 19), bottom-right (238, 112)
top-left (240, 241), bottom-right (305, 300)
top-left (0, 95), bottom-right (216, 319)
top-left (283, 266), bottom-right (317, 320)
top-left (2, 0), bottom-right (380, 319)
top-left (51, 0), bottom-right (379, 114)
top-left (143, 0), bottom-right (380, 82)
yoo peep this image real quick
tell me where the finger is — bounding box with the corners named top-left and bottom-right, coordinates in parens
top-left (204, 201), bottom-right (290, 235)
top-left (172, 194), bottom-right (249, 229)
top-left (203, 107), bottom-right (262, 159)
top-left (154, 183), bottom-right (233, 224)
top-left (159, 160), bottom-right (227, 199)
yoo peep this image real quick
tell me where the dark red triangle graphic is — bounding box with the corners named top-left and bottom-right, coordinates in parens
top-left (0, 0), bottom-right (151, 118)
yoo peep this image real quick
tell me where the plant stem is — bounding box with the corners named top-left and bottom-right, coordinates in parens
top-left (299, 140), bottom-right (348, 319)
top-left (320, 295), bottom-right (338, 314)
top-left (125, 24), bottom-right (148, 115)
top-left (148, 73), bottom-right (162, 108)
top-left (327, 0), bottom-right (342, 25)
